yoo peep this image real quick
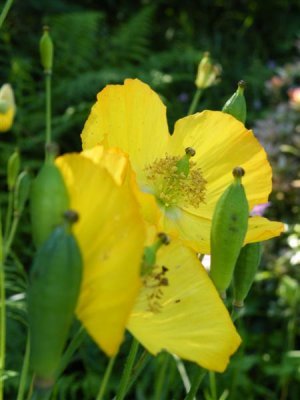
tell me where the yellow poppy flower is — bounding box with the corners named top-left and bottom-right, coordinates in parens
top-left (55, 147), bottom-right (146, 356)
top-left (81, 79), bottom-right (283, 253)
top-left (0, 83), bottom-right (16, 132)
top-left (56, 146), bottom-right (240, 371)
top-left (128, 239), bottom-right (241, 372)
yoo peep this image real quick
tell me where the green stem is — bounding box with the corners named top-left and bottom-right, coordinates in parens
top-left (154, 353), bottom-right (170, 400)
top-left (55, 325), bottom-right (85, 378)
top-left (45, 72), bottom-right (52, 159)
top-left (209, 371), bottom-right (217, 400)
top-left (4, 190), bottom-right (13, 241)
top-left (124, 351), bottom-right (151, 396)
top-left (3, 212), bottom-right (20, 261)
top-left (17, 334), bottom-right (31, 400)
top-left (0, 212), bottom-right (5, 400)
top-left (95, 356), bottom-right (116, 400)
top-left (187, 88), bottom-right (203, 115)
top-left (115, 337), bottom-right (139, 400)
top-left (0, 0), bottom-right (14, 29)
top-left (184, 368), bottom-right (206, 400)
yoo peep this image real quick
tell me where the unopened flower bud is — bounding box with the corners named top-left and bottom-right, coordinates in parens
top-left (15, 170), bottom-right (31, 213)
top-left (195, 52), bottom-right (221, 89)
top-left (222, 81), bottom-right (247, 124)
top-left (40, 26), bottom-right (53, 73)
top-left (7, 149), bottom-right (20, 191)
top-left (0, 84), bottom-right (16, 133)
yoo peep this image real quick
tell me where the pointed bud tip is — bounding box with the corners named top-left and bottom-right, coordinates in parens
top-left (232, 166), bottom-right (245, 178)
top-left (63, 210), bottom-right (79, 224)
top-left (238, 80), bottom-right (246, 89)
top-left (185, 147), bottom-right (196, 157)
top-left (157, 232), bottom-right (170, 245)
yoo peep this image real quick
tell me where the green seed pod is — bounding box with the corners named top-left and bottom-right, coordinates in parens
top-left (7, 150), bottom-right (20, 191)
top-left (222, 81), bottom-right (247, 124)
top-left (28, 216), bottom-right (82, 382)
top-left (233, 242), bottom-right (263, 307)
top-left (40, 26), bottom-right (53, 72)
top-left (30, 157), bottom-right (69, 247)
top-left (210, 167), bottom-right (249, 294)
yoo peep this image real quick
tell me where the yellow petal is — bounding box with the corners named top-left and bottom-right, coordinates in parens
top-left (56, 153), bottom-right (145, 356)
top-left (171, 111), bottom-right (272, 216)
top-left (81, 145), bottom-right (128, 186)
top-left (246, 216), bottom-right (285, 243)
top-left (127, 241), bottom-right (241, 372)
top-left (81, 79), bottom-right (171, 179)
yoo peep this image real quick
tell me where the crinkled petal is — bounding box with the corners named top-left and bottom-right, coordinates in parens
top-left (56, 153), bottom-right (145, 356)
top-left (127, 241), bottom-right (241, 372)
top-left (81, 79), bottom-right (171, 179)
top-left (171, 111), bottom-right (272, 216)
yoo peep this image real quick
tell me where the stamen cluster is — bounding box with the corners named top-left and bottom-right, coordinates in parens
top-left (145, 154), bottom-right (207, 209)
top-left (142, 265), bottom-right (169, 313)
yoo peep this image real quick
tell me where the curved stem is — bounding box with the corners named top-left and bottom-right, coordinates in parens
top-left (4, 190), bottom-right (14, 241)
top-left (115, 337), bottom-right (139, 400)
top-left (96, 356), bottom-right (116, 400)
top-left (187, 88), bottom-right (203, 115)
top-left (0, 212), bottom-right (5, 400)
top-left (0, 0), bottom-right (14, 29)
top-left (45, 73), bottom-right (52, 154)
top-left (55, 325), bottom-right (85, 378)
top-left (17, 334), bottom-right (31, 400)
top-left (184, 368), bottom-right (206, 400)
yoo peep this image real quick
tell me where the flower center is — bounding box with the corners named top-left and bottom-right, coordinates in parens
top-left (144, 150), bottom-right (206, 209)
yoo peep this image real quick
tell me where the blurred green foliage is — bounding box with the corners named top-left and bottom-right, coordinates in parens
top-left (1, 0), bottom-right (300, 399)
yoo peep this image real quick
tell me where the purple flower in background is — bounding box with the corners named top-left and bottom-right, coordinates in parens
top-left (178, 92), bottom-right (189, 103)
top-left (251, 202), bottom-right (271, 217)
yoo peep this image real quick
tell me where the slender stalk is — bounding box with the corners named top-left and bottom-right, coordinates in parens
top-left (96, 356), bottom-right (116, 400)
top-left (3, 212), bottom-right (20, 261)
top-left (187, 88), bottom-right (203, 115)
top-left (124, 351), bottom-right (151, 396)
top-left (115, 337), bottom-right (139, 400)
top-left (4, 190), bottom-right (14, 241)
top-left (209, 371), bottom-right (217, 400)
top-left (45, 73), bottom-right (52, 152)
top-left (0, 211), bottom-right (5, 400)
top-left (17, 335), bottom-right (31, 400)
top-left (154, 353), bottom-right (170, 400)
top-left (184, 368), bottom-right (206, 400)
top-left (0, 0), bottom-right (14, 29)
top-left (55, 325), bottom-right (85, 378)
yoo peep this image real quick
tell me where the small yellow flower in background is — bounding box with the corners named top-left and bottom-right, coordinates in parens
top-left (81, 79), bottom-right (283, 254)
top-left (195, 52), bottom-right (221, 89)
top-left (55, 147), bottom-right (146, 356)
top-left (128, 239), bottom-right (241, 372)
top-left (0, 83), bottom-right (16, 132)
